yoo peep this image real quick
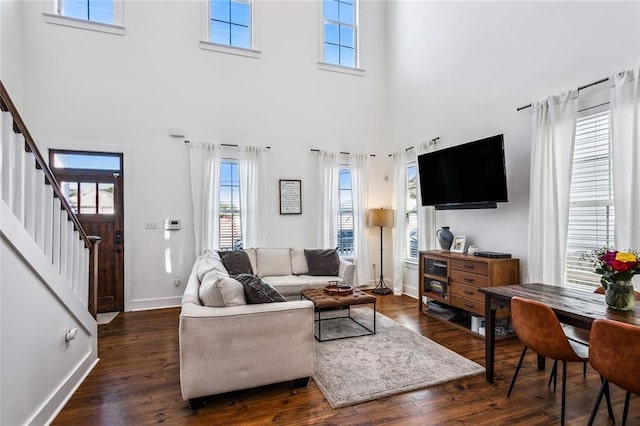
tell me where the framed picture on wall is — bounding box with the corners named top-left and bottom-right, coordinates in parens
top-left (279, 179), bottom-right (302, 214)
top-left (451, 235), bottom-right (466, 253)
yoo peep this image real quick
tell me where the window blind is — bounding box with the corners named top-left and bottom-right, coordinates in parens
top-left (219, 160), bottom-right (242, 250)
top-left (338, 168), bottom-right (354, 257)
top-left (405, 163), bottom-right (418, 259)
top-left (565, 110), bottom-right (614, 289)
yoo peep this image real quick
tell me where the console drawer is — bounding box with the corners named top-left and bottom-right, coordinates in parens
top-left (451, 259), bottom-right (488, 276)
top-left (450, 269), bottom-right (488, 287)
top-left (450, 281), bottom-right (484, 303)
top-left (450, 295), bottom-right (484, 316)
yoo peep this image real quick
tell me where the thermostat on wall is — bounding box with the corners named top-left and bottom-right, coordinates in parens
top-left (165, 219), bottom-right (181, 230)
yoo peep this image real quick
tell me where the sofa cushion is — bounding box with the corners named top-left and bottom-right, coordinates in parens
top-left (218, 250), bottom-right (254, 275)
top-left (216, 276), bottom-right (247, 306)
top-left (304, 248), bottom-right (340, 276)
top-left (256, 248), bottom-right (292, 277)
top-left (244, 248), bottom-right (257, 274)
top-left (235, 273), bottom-right (287, 304)
top-left (261, 275), bottom-right (309, 296)
top-left (198, 270), bottom-right (227, 307)
top-left (290, 248), bottom-right (309, 275)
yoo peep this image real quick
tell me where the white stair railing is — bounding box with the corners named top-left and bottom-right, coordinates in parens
top-left (0, 80), bottom-right (98, 317)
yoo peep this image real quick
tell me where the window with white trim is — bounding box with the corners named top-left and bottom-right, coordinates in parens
top-left (564, 108), bottom-right (614, 289)
top-left (338, 167), bottom-right (354, 257)
top-left (405, 162), bottom-right (418, 260)
top-left (219, 159), bottom-right (243, 250)
top-left (322, 0), bottom-right (357, 68)
top-left (208, 0), bottom-right (252, 49)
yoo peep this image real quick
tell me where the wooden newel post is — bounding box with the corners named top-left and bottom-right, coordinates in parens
top-left (87, 236), bottom-right (102, 319)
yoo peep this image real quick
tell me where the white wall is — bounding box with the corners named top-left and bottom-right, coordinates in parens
top-left (1, 240), bottom-right (97, 425)
top-left (387, 1), bottom-right (640, 296)
top-left (0, 0), bottom-right (24, 106)
top-left (20, 0), bottom-right (390, 309)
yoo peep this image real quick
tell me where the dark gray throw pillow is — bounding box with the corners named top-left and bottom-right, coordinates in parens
top-left (304, 248), bottom-right (340, 276)
top-left (235, 273), bottom-right (287, 304)
top-left (218, 250), bottom-right (253, 276)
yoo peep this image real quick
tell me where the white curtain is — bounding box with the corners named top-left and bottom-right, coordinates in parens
top-left (317, 151), bottom-right (340, 248)
top-left (350, 153), bottom-right (369, 287)
top-left (610, 67), bottom-right (640, 250)
top-left (239, 146), bottom-right (268, 248)
top-left (527, 91), bottom-right (578, 285)
top-left (189, 142), bottom-right (220, 255)
top-left (392, 150), bottom-right (408, 295)
top-left (415, 141), bottom-right (436, 252)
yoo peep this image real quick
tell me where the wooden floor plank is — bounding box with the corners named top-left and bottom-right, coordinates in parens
top-left (54, 294), bottom-right (636, 425)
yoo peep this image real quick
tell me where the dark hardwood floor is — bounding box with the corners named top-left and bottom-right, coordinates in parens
top-left (54, 295), bottom-right (634, 425)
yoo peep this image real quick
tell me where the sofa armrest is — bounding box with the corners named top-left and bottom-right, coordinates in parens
top-left (338, 258), bottom-right (355, 285)
top-left (179, 301), bottom-right (314, 400)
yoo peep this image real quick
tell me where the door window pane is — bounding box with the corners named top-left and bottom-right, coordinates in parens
top-left (98, 183), bottom-right (115, 214)
top-left (80, 182), bottom-right (97, 214)
top-left (61, 181), bottom-right (79, 214)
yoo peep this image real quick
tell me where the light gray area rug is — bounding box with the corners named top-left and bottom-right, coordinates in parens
top-left (312, 307), bottom-right (484, 408)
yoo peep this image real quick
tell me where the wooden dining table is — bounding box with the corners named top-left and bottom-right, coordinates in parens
top-left (479, 283), bottom-right (640, 383)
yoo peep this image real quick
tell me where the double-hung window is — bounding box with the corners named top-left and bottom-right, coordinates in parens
top-left (219, 159), bottom-right (243, 251)
top-left (405, 162), bottom-right (418, 260)
top-left (564, 108), bottom-right (614, 289)
top-left (337, 167), bottom-right (354, 257)
top-left (209, 0), bottom-right (251, 49)
top-left (46, 0), bottom-right (124, 34)
top-left (322, 0), bottom-right (357, 68)
top-left (59, 0), bottom-right (114, 24)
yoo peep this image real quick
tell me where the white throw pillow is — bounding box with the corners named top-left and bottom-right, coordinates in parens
top-left (290, 248), bottom-right (309, 275)
top-left (216, 277), bottom-right (247, 306)
top-left (198, 270), bottom-right (226, 307)
top-left (257, 248), bottom-right (293, 277)
top-left (196, 253), bottom-right (229, 282)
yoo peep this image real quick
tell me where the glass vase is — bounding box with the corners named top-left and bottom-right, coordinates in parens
top-left (605, 279), bottom-right (636, 311)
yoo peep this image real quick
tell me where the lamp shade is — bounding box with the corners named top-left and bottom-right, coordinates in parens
top-left (368, 208), bottom-right (394, 228)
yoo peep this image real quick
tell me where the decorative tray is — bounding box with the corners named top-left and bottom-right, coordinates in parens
top-left (324, 284), bottom-right (354, 295)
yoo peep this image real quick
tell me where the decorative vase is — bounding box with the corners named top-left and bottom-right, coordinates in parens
top-left (605, 279), bottom-right (636, 311)
top-left (436, 226), bottom-right (454, 251)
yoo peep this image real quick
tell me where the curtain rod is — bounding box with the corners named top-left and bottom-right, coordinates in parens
top-left (516, 77), bottom-right (610, 112)
top-left (309, 148), bottom-right (376, 157)
top-left (387, 137), bottom-right (439, 157)
top-left (184, 140), bottom-right (271, 149)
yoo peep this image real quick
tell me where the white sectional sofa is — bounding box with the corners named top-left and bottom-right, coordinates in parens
top-left (179, 248), bottom-right (354, 409)
top-left (242, 248), bottom-right (355, 297)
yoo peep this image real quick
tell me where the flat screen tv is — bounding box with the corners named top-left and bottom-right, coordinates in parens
top-left (417, 134), bottom-right (508, 210)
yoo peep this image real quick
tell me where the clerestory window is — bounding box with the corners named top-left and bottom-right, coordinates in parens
top-left (322, 0), bottom-right (358, 68)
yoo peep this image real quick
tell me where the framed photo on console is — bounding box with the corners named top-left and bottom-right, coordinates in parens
top-left (451, 235), bottom-right (466, 253)
top-left (279, 179), bottom-right (302, 215)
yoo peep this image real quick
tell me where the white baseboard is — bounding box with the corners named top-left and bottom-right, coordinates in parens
top-left (130, 296), bottom-right (182, 311)
top-left (33, 353), bottom-right (99, 426)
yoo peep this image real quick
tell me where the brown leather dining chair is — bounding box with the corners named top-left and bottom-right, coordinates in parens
top-left (507, 296), bottom-right (589, 425)
top-left (587, 318), bottom-right (640, 426)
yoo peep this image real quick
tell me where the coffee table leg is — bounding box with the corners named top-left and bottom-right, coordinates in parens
top-left (373, 302), bottom-right (376, 334)
top-left (317, 309), bottom-right (322, 341)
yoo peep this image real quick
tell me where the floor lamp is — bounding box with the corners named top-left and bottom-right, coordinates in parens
top-left (368, 208), bottom-right (394, 295)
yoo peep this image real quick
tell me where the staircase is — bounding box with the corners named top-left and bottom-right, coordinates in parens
top-left (0, 81), bottom-right (100, 425)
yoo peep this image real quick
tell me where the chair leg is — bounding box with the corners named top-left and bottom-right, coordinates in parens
top-left (507, 346), bottom-right (527, 398)
top-left (603, 377), bottom-right (615, 422)
top-left (583, 361), bottom-right (587, 378)
top-left (587, 378), bottom-right (608, 426)
top-left (622, 390), bottom-right (631, 426)
top-left (547, 359), bottom-right (557, 392)
top-left (560, 360), bottom-right (567, 426)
